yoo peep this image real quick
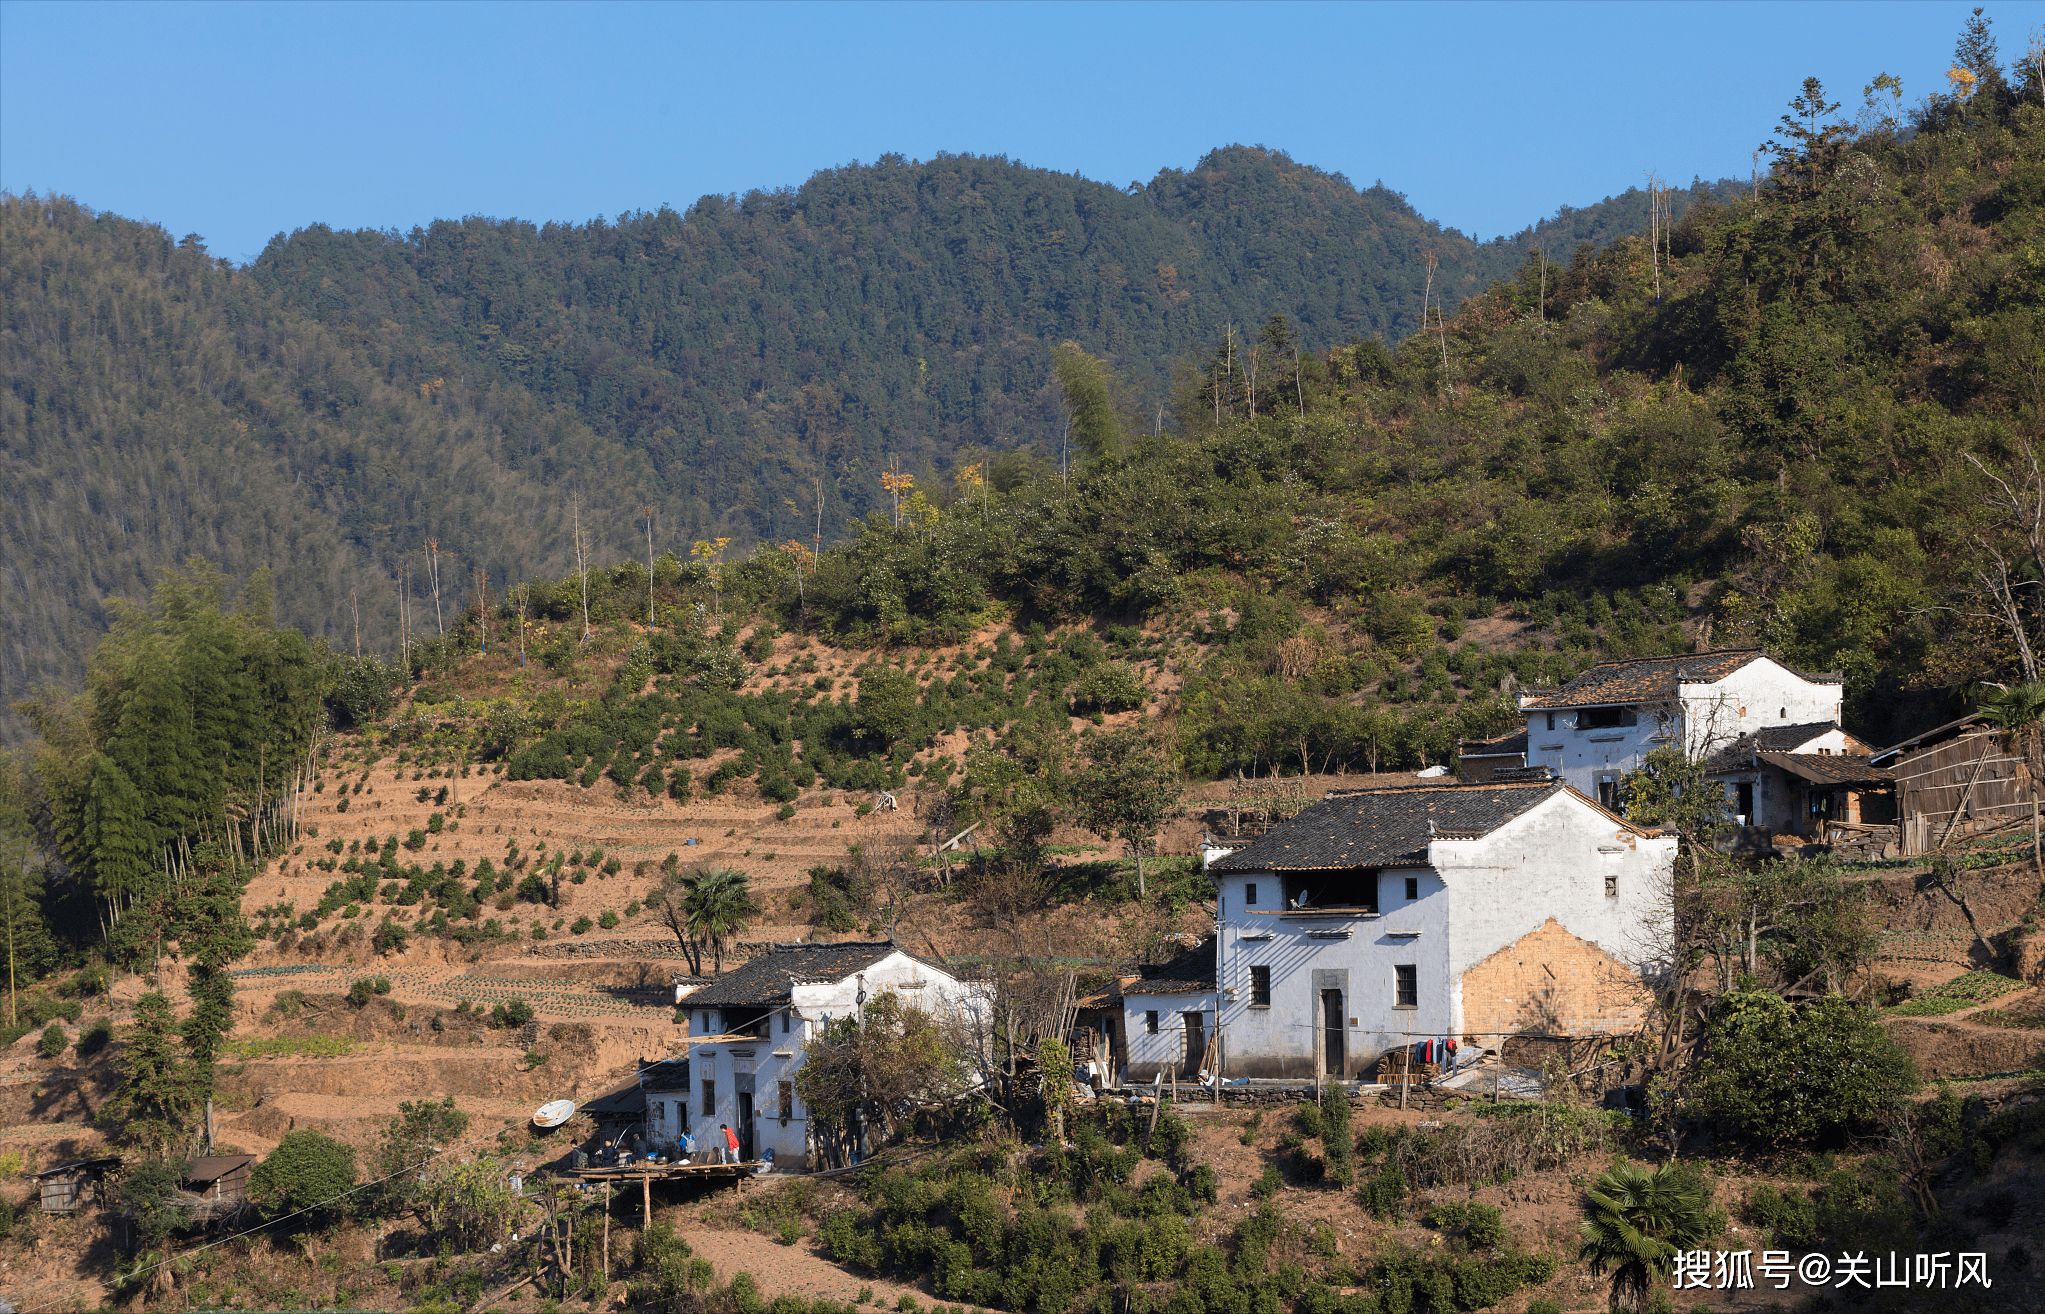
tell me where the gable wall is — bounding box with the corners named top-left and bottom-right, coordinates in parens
top-left (1435, 792), bottom-right (1671, 1034)
top-left (1682, 660), bottom-right (1843, 758)
top-left (1458, 917), bottom-right (1650, 1044)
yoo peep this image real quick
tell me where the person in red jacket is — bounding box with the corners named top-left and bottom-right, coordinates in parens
top-left (721, 1123), bottom-right (739, 1163)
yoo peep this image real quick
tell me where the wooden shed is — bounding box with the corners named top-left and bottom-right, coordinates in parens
top-left (181, 1154), bottom-right (256, 1204)
top-left (34, 1157), bottom-right (120, 1214)
top-left (1875, 717), bottom-right (2035, 855)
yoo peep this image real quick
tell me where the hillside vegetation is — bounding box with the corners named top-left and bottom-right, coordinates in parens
top-left (4, 152), bottom-right (1722, 730)
top-left (4, 19), bottom-right (2045, 1314)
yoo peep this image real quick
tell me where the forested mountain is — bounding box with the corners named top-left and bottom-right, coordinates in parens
top-left (248, 148), bottom-right (1737, 549)
top-left (1, 149), bottom-right (1723, 736)
top-left (0, 196), bottom-right (674, 740)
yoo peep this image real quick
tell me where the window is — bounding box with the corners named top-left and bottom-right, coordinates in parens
top-left (1282, 870), bottom-right (1377, 910)
top-left (1779, 707), bottom-right (1786, 718)
top-left (782, 1009), bottom-right (790, 1034)
top-left (1145, 1010), bottom-right (1159, 1035)
top-left (1545, 712), bottom-right (1555, 732)
top-left (1404, 876), bottom-right (1419, 901)
top-left (1604, 873), bottom-right (1618, 898)
top-left (1250, 966), bottom-right (1271, 1006)
top-left (702, 1079), bottom-right (716, 1117)
top-left (1578, 707), bottom-right (1636, 730)
top-left (778, 1080), bottom-right (794, 1123)
top-left (1244, 882), bottom-right (1257, 907)
top-left (1394, 965), bottom-right (1418, 1008)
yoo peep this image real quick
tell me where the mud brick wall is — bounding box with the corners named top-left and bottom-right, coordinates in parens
top-left (1459, 918), bottom-right (1647, 1041)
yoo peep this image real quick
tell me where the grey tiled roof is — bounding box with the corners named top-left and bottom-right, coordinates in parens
top-left (684, 941), bottom-right (911, 1009)
top-left (1520, 650), bottom-right (1840, 710)
top-left (1125, 937), bottom-right (1216, 996)
top-left (1458, 728), bottom-right (1528, 758)
top-left (1212, 781), bottom-right (1576, 871)
top-left (1700, 722), bottom-right (1854, 771)
top-left (1755, 752), bottom-right (1894, 787)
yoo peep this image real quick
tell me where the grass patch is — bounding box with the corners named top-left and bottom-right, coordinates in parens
top-left (1969, 1008), bottom-right (2045, 1030)
top-left (223, 1035), bottom-right (357, 1059)
top-left (1885, 970), bottom-right (2026, 1016)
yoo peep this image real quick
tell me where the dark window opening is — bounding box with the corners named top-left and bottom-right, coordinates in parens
top-left (1403, 876), bottom-right (1419, 901)
top-left (1244, 882), bottom-right (1257, 907)
top-left (1736, 782), bottom-right (1754, 820)
top-left (1394, 965), bottom-right (1418, 1008)
top-left (782, 1010), bottom-right (790, 1034)
top-left (1605, 873), bottom-right (1618, 898)
top-left (1545, 712), bottom-right (1555, 732)
top-left (1145, 1010), bottom-right (1159, 1035)
top-left (701, 1079), bottom-right (716, 1117)
top-left (725, 1007), bottom-right (771, 1039)
top-left (778, 1080), bottom-right (793, 1123)
top-left (1577, 707), bottom-right (1636, 730)
top-left (1282, 869), bottom-right (1378, 911)
top-left (1250, 966), bottom-right (1271, 1006)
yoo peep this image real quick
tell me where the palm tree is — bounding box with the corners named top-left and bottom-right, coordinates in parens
top-left (683, 867), bottom-right (759, 976)
top-left (1578, 1162), bottom-right (1715, 1311)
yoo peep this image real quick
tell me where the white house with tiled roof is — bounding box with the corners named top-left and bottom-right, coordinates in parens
top-left (1512, 649), bottom-right (1845, 809)
top-left (671, 941), bottom-right (980, 1168)
top-left (1207, 780), bottom-right (1675, 1081)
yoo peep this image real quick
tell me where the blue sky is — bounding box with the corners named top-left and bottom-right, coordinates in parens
top-left (3, 0), bottom-right (2036, 264)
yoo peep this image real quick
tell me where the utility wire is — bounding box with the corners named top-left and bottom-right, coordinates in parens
top-left (25, 1152), bottom-right (449, 1314)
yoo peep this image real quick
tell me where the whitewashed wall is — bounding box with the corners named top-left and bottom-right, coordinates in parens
top-left (683, 951), bottom-right (980, 1167)
top-left (1211, 792), bottom-right (1675, 1078)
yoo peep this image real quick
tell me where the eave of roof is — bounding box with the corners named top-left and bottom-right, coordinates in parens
top-left (1754, 752), bottom-right (1895, 787)
top-left (1213, 780), bottom-right (1653, 872)
top-left (683, 941), bottom-right (919, 1009)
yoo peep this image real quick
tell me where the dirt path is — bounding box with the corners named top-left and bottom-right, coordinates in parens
top-left (678, 1225), bottom-right (928, 1306)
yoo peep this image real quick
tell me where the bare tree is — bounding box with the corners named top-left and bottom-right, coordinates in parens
top-left (1956, 444), bottom-right (2045, 681)
top-left (571, 495), bottom-right (592, 645)
top-left (643, 504), bottom-right (656, 629)
top-left (426, 539), bottom-right (445, 637)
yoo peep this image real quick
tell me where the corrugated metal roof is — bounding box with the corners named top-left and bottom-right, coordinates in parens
top-left (683, 941), bottom-right (921, 1008)
top-left (185, 1155), bottom-right (255, 1182)
top-left (1212, 781), bottom-right (1575, 871)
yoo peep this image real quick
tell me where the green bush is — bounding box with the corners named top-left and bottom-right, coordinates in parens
top-left (599, 910), bottom-right (620, 929)
top-left (76, 1017), bottom-right (113, 1057)
top-left (571, 916), bottom-right (593, 935)
top-left (1692, 992), bottom-right (1917, 1145)
top-left (250, 1130), bottom-right (358, 1225)
top-left (38, 1023), bottom-right (67, 1059)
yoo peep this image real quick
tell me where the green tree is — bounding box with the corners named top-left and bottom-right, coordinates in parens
top-left (1690, 992), bottom-right (1917, 1146)
top-left (117, 1159), bottom-right (189, 1257)
top-left (1578, 1162), bottom-right (1717, 1311)
top-left (853, 668), bottom-right (921, 749)
top-left (650, 867), bottom-right (759, 975)
top-left (371, 1096), bottom-right (471, 1217)
top-left (0, 828), bottom-right (55, 1026)
top-left (102, 992), bottom-right (195, 1157)
top-left (250, 1129), bottom-right (358, 1226)
top-left (794, 991), bottom-right (969, 1155)
top-left (1052, 342), bottom-right (1128, 464)
top-left (1070, 727), bottom-right (1179, 897)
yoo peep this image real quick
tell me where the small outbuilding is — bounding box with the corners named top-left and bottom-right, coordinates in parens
top-left (34, 1156), bottom-right (120, 1213)
top-left (181, 1154), bottom-right (256, 1205)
